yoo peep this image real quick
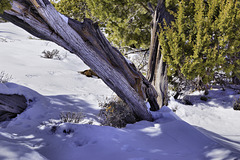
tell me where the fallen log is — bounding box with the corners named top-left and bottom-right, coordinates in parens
top-left (0, 94), bottom-right (27, 122)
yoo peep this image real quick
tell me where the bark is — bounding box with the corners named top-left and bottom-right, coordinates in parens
top-left (147, 0), bottom-right (174, 107)
top-left (0, 0), bottom-right (160, 121)
top-left (0, 94), bottom-right (27, 122)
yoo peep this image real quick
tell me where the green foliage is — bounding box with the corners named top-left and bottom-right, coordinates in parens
top-left (54, 0), bottom-right (177, 49)
top-left (160, 0), bottom-right (240, 88)
top-left (86, 0), bottom-right (153, 48)
top-left (0, 0), bottom-right (12, 14)
top-left (53, 0), bottom-right (91, 21)
top-left (54, 0), bottom-right (239, 89)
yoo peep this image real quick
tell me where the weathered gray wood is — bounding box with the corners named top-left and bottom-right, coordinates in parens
top-left (0, 0), bottom-right (161, 121)
top-left (147, 0), bottom-right (174, 107)
top-left (0, 94), bottom-right (27, 121)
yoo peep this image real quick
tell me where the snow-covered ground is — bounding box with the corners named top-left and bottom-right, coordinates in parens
top-left (0, 22), bottom-right (240, 160)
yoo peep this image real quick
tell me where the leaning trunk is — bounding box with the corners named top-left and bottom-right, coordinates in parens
top-left (147, 0), bottom-right (174, 107)
top-left (0, 0), bottom-right (160, 121)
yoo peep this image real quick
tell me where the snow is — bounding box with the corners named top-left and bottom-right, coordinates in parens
top-left (169, 90), bottom-right (240, 154)
top-left (0, 22), bottom-right (240, 160)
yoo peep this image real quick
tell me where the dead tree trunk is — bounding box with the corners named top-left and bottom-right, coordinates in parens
top-left (147, 0), bottom-right (174, 108)
top-left (0, 0), bottom-right (160, 121)
top-left (0, 94), bottom-right (28, 122)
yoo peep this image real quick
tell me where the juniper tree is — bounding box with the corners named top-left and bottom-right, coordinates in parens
top-left (217, 0), bottom-right (240, 81)
top-left (159, 0), bottom-right (240, 91)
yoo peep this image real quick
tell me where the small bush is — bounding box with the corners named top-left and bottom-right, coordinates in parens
top-left (233, 97), bottom-right (240, 110)
top-left (98, 97), bottom-right (136, 128)
top-left (41, 49), bottom-right (65, 60)
top-left (0, 71), bottom-right (12, 83)
top-left (60, 111), bottom-right (85, 123)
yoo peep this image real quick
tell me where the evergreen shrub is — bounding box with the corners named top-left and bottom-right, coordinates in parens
top-left (159, 0), bottom-right (240, 91)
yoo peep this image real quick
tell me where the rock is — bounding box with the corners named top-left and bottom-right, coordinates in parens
top-left (0, 94), bottom-right (28, 122)
top-left (182, 96), bottom-right (193, 105)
